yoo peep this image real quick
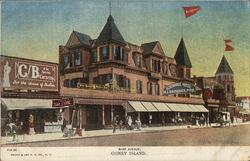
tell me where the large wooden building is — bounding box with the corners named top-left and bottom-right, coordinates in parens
top-left (58, 14), bottom-right (208, 130)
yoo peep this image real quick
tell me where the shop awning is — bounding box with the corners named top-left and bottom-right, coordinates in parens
top-left (141, 102), bottom-right (158, 112)
top-left (177, 104), bottom-right (195, 112)
top-left (165, 103), bottom-right (184, 112)
top-left (1, 98), bottom-right (61, 110)
top-left (128, 101), bottom-right (147, 112)
top-left (187, 104), bottom-right (201, 112)
top-left (152, 102), bottom-right (171, 111)
top-left (194, 105), bottom-right (209, 112)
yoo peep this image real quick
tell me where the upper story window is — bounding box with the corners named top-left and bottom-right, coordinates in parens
top-left (152, 60), bottom-right (161, 73)
top-left (136, 80), bottom-right (142, 94)
top-left (178, 68), bottom-right (184, 78)
top-left (170, 65), bottom-right (176, 77)
top-left (163, 63), bottom-right (168, 74)
top-left (186, 69), bottom-right (190, 78)
top-left (65, 79), bottom-right (71, 88)
top-left (92, 50), bottom-right (97, 63)
top-left (113, 45), bottom-right (124, 61)
top-left (136, 56), bottom-right (142, 68)
top-left (63, 54), bottom-right (70, 67)
top-left (100, 46), bottom-right (109, 61)
top-left (74, 52), bottom-right (81, 66)
top-left (155, 84), bottom-right (160, 95)
top-left (125, 78), bottom-right (130, 92)
top-left (147, 82), bottom-right (152, 95)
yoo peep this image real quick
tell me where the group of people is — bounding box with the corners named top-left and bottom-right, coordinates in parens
top-left (112, 115), bottom-right (142, 133)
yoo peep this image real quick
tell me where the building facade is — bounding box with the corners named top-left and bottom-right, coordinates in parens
top-left (59, 14), bottom-right (207, 130)
top-left (0, 55), bottom-right (65, 135)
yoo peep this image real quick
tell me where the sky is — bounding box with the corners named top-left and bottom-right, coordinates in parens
top-left (1, 0), bottom-right (250, 96)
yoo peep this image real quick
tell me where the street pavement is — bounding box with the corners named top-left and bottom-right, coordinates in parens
top-left (1, 122), bottom-right (250, 146)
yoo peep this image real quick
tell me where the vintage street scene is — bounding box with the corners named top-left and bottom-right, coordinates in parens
top-left (0, 0), bottom-right (249, 159)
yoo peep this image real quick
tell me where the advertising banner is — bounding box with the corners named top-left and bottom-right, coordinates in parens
top-left (0, 56), bottom-right (58, 92)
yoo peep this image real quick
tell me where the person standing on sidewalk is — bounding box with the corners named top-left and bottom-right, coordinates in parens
top-left (119, 119), bottom-right (123, 131)
top-left (112, 117), bottom-right (117, 133)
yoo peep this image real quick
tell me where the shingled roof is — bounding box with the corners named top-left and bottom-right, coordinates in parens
top-left (74, 31), bottom-right (92, 46)
top-left (96, 15), bottom-right (126, 45)
top-left (215, 56), bottom-right (233, 74)
top-left (174, 38), bottom-right (192, 67)
top-left (141, 41), bottom-right (158, 53)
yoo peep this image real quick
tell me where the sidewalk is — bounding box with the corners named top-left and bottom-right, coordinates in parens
top-left (1, 122), bottom-right (250, 145)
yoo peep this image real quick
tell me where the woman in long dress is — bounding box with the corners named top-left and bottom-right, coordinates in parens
top-left (3, 61), bottom-right (11, 87)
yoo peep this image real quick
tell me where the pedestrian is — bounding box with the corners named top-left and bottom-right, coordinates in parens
top-left (128, 116), bottom-right (132, 130)
top-left (162, 113), bottom-right (165, 126)
top-left (119, 119), bottom-right (123, 131)
top-left (112, 117), bottom-right (117, 133)
top-left (135, 118), bottom-right (142, 131)
top-left (149, 114), bottom-right (152, 127)
top-left (8, 122), bottom-right (17, 141)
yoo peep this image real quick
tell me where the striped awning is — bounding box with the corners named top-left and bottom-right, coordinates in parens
top-left (128, 101), bottom-right (147, 112)
top-left (165, 103), bottom-right (184, 112)
top-left (141, 102), bottom-right (158, 112)
top-left (152, 102), bottom-right (171, 111)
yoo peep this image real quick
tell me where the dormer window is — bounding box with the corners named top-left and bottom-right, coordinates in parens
top-left (163, 63), bottom-right (168, 74)
top-left (74, 52), bottom-right (81, 66)
top-left (136, 55), bottom-right (142, 68)
top-left (152, 60), bottom-right (160, 73)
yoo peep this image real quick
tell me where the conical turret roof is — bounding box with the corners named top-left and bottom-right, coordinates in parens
top-left (96, 15), bottom-right (126, 45)
top-left (215, 56), bottom-right (233, 74)
top-left (174, 38), bottom-right (192, 67)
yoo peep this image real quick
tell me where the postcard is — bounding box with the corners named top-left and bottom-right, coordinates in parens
top-left (1, 0), bottom-right (249, 161)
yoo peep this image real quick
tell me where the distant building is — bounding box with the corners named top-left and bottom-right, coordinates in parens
top-left (194, 56), bottom-right (236, 122)
top-left (236, 97), bottom-right (250, 110)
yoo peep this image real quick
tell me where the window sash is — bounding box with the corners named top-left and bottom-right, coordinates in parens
top-left (74, 52), bottom-right (81, 66)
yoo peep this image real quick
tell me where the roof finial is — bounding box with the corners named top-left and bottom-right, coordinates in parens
top-left (109, 1), bottom-right (111, 15)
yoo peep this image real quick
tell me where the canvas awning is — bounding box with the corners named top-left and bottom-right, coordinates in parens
top-left (141, 102), bottom-right (158, 112)
top-left (177, 104), bottom-right (195, 112)
top-left (128, 101), bottom-right (147, 112)
top-left (165, 103), bottom-right (184, 112)
top-left (1, 98), bottom-right (61, 110)
top-left (152, 102), bottom-right (171, 111)
top-left (194, 105), bottom-right (209, 112)
top-left (187, 104), bottom-right (201, 112)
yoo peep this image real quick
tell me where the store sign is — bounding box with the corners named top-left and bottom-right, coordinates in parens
top-left (0, 56), bottom-right (58, 91)
top-left (164, 83), bottom-right (195, 95)
top-left (52, 98), bottom-right (74, 107)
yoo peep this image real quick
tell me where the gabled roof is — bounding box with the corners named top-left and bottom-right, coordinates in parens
top-left (215, 56), bottom-right (233, 74)
top-left (141, 41), bottom-right (158, 53)
top-left (74, 31), bottom-right (92, 46)
top-left (96, 15), bottom-right (126, 45)
top-left (65, 30), bottom-right (91, 47)
top-left (174, 38), bottom-right (192, 67)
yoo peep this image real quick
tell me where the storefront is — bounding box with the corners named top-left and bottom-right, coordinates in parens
top-left (1, 98), bottom-right (66, 134)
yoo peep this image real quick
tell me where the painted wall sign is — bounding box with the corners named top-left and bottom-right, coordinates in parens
top-left (164, 82), bottom-right (195, 95)
top-left (0, 56), bottom-right (58, 92)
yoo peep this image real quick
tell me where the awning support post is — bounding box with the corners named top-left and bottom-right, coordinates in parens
top-left (102, 104), bottom-right (105, 127)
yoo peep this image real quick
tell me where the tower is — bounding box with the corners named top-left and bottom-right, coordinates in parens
top-left (215, 56), bottom-right (235, 101)
top-left (174, 38), bottom-right (192, 79)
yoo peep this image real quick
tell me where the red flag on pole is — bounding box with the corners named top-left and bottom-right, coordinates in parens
top-left (183, 6), bottom-right (201, 18)
top-left (224, 40), bottom-right (234, 51)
